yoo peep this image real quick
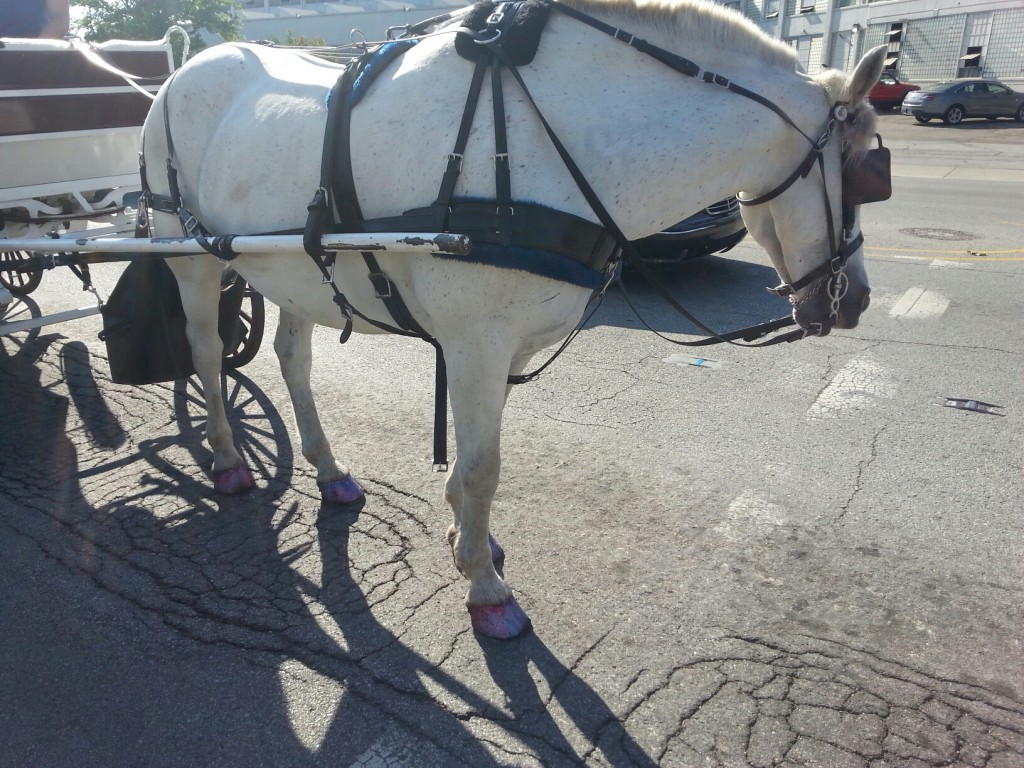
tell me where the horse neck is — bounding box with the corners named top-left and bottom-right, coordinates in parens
top-left (526, 13), bottom-right (827, 239)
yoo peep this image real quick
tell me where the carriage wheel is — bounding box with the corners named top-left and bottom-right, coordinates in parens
top-left (0, 294), bottom-right (42, 350)
top-left (222, 277), bottom-right (265, 369)
top-left (0, 251), bottom-right (43, 296)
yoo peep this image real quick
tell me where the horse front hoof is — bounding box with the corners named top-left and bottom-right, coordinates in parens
top-left (212, 464), bottom-right (255, 495)
top-left (318, 475), bottom-right (365, 505)
top-left (469, 596), bottom-right (531, 639)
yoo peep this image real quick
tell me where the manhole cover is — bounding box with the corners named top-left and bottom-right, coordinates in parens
top-left (899, 227), bottom-right (975, 241)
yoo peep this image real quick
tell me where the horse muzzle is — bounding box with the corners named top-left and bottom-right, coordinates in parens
top-left (794, 278), bottom-right (870, 334)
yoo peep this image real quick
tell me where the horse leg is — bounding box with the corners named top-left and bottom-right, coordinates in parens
top-left (273, 311), bottom-right (363, 505)
top-left (169, 257), bottom-right (254, 494)
top-left (444, 351), bottom-right (532, 566)
top-left (444, 346), bottom-right (531, 639)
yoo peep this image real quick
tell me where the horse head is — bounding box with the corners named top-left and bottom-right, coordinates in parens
top-left (739, 44), bottom-right (888, 335)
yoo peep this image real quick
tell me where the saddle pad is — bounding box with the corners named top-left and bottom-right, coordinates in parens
top-left (454, 0), bottom-right (552, 66)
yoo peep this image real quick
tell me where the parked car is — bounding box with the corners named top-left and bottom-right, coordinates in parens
top-left (901, 79), bottom-right (1024, 125)
top-left (869, 72), bottom-right (920, 110)
top-left (630, 197), bottom-right (746, 268)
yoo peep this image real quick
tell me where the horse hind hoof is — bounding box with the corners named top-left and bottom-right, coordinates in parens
top-left (318, 475), bottom-right (365, 505)
top-left (469, 596), bottom-right (532, 639)
top-left (212, 464), bottom-right (255, 495)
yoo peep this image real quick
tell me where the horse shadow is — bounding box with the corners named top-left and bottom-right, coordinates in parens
top-left (312, 509), bottom-right (660, 767)
top-left (593, 255), bottom-right (790, 336)
top-left (1, 331), bottom-right (660, 767)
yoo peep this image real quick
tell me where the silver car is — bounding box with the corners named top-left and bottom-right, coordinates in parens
top-left (901, 78), bottom-right (1024, 125)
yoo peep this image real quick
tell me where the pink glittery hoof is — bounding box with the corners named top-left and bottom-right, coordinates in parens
top-left (488, 534), bottom-right (505, 566)
top-left (318, 475), bottom-right (365, 505)
top-left (469, 596), bottom-right (531, 639)
top-left (212, 464), bottom-right (255, 495)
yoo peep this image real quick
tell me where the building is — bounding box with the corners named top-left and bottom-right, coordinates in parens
top-left (736, 0), bottom-right (1024, 85)
top-left (238, 0), bottom-right (1024, 85)
top-left (238, 0), bottom-right (466, 46)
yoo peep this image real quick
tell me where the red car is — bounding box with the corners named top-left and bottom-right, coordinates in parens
top-left (870, 73), bottom-right (920, 110)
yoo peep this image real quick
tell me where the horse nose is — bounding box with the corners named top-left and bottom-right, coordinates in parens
top-left (861, 291), bottom-right (871, 312)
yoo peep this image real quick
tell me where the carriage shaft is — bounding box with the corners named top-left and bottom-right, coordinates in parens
top-left (0, 232), bottom-right (472, 259)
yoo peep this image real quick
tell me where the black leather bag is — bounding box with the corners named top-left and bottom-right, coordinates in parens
top-left (99, 256), bottom-right (196, 385)
top-left (99, 258), bottom-right (247, 386)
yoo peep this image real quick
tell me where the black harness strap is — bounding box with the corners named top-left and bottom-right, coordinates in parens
top-left (548, 1), bottom-right (816, 146)
top-left (431, 57), bottom-right (490, 231)
top-left (490, 54), bottom-right (514, 245)
top-left (304, 41), bottom-right (454, 468)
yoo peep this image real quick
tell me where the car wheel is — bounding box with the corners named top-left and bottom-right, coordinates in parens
top-left (1016, 104), bottom-right (1024, 122)
top-left (914, 115), bottom-right (931, 124)
top-left (943, 105), bottom-right (964, 125)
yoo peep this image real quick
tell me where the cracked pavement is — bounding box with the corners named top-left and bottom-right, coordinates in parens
top-left (2, 124), bottom-right (1023, 766)
top-left (3, 285), bottom-right (1022, 766)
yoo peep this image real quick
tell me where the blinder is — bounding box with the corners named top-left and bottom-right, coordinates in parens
top-left (843, 133), bottom-right (892, 207)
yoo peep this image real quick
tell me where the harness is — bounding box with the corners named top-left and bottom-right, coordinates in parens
top-left (146, 0), bottom-right (891, 468)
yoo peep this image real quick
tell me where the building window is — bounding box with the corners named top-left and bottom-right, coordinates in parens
top-left (883, 22), bottom-right (903, 71)
top-left (957, 13), bottom-right (991, 78)
top-left (958, 45), bottom-right (983, 77)
top-left (765, 0), bottom-right (779, 18)
top-left (799, 0), bottom-right (816, 14)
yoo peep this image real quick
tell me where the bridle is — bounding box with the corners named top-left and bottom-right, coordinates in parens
top-left (736, 102), bottom-right (865, 337)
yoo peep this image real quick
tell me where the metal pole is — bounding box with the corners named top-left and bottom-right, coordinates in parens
top-left (0, 232), bottom-right (472, 257)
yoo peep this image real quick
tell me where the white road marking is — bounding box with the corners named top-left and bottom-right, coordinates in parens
top-left (889, 286), bottom-right (950, 318)
top-left (807, 358), bottom-right (892, 420)
top-left (930, 260), bottom-right (972, 269)
top-left (715, 491), bottom-right (789, 542)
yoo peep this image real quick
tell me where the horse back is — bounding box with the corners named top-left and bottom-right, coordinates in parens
top-left (145, 43), bottom-right (343, 236)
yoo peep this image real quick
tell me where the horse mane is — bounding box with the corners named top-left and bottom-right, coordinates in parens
top-left (559, 0), bottom-right (799, 70)
top-left (557, 0), bottom-right (882, 153)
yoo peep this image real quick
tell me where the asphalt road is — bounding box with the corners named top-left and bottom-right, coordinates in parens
top-left (1, 113), bottom-right (1022, 767)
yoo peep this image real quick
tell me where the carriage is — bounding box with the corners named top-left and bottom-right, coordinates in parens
top-left (0, 29), bottom-right (272, 369)
top-left (1, 0), bottom-right (891, 639)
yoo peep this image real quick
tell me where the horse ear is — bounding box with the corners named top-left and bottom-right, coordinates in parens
top-left (846, 45), bottom-right (888, 104)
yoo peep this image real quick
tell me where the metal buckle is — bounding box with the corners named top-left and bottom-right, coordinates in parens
top-left (614, 29), bottom-right (634, 45)
top-left (370, 272), bottom-right (393, 299)
top-left (486, 4), bottom-right (508, 26)
top-left (447, 153), bottom-right (463, 171)
top-left (320, 253), bottom-right (336, 284)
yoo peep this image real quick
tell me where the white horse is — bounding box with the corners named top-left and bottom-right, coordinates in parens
top-left (141, 0), bottom-right (886, 638)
